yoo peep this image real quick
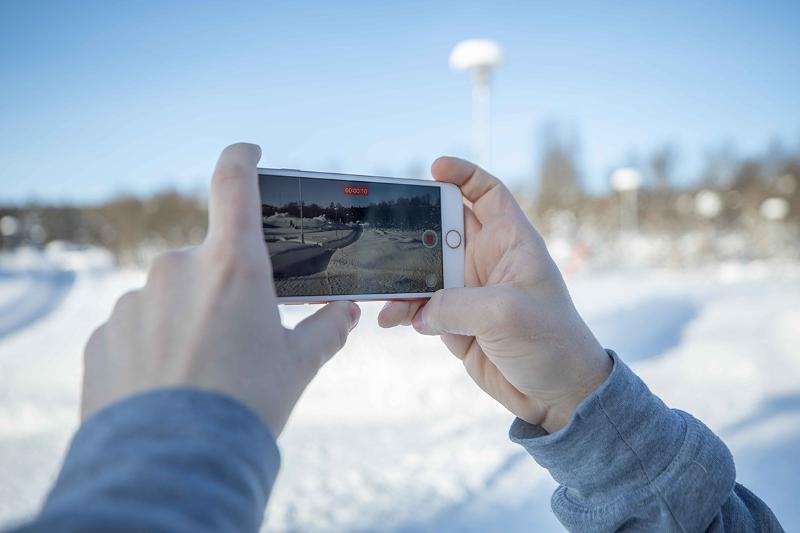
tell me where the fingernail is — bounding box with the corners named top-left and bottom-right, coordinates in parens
top-left (377, 302), bottom-right (392, 328)
top-left (348, 302), bottom-right (361, 330)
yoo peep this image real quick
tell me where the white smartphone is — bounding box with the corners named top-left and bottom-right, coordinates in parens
top-left (258, 168), bottom-right (465, 303)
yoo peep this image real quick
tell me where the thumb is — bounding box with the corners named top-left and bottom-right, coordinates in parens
top-left (288, 301), bottom-right (360, 378)
top-left (413, 287), bottom-right (497, 337)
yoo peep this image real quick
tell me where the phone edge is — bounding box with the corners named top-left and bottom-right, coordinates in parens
top-left (260, 168), bottom-right (465, 303)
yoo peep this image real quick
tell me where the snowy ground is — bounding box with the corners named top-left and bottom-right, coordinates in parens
top-left (0, 246), bottom-right (798, 531)
top-left (273, 227), bottom-right (442, 296)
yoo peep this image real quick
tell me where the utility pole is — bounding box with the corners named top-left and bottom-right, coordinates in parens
top-left (610, 168), bottom-right (642, 234)
top-left (298, 178), bottom-right (305, 244)
top-left (450, 39), bottom-right (503, 167)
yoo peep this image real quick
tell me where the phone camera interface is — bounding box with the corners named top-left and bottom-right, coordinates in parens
top-left (260, 175), bottom-right (444, 297)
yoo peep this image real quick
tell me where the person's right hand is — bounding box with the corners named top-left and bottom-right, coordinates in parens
top-left (379, 157), bottom-right (612, 434)
top-left (82, 143), bottom-right (360, 437)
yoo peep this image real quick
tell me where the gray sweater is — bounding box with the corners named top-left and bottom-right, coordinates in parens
top-left (6, 352), bottom-right (784, 532)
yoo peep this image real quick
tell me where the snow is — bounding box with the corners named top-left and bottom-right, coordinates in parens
top-left (0, 246), bottom-right (798, 531)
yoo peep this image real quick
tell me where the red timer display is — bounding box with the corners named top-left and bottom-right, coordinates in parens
top-left (344, 185), bottom-right (369, 196)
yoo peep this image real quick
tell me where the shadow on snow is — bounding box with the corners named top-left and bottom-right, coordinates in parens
top-left (0, 269), bottom-right (76, 341)
top-left (586, 296), bottom-right (700, 362)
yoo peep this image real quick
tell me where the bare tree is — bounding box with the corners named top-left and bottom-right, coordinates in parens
top-left (650, 145), bottom-right (677, 191)
top-left (700, 142), bottom-right (738, 186)
top-left (535, 121), bottom-right (583, 218)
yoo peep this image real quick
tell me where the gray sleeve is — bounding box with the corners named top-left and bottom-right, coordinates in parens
top-left (6, 389), bottom-right (280, 533)
top-left (509, 351), bottom-right (783, 532)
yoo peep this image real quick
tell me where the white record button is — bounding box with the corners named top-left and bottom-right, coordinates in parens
top-left (445, 230), bottom-right (462, 249)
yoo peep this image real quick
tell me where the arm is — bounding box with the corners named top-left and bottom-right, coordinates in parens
top-left (6, 143), bottom-right (359, 533)
top-left (378, 157), bottom-right (783, 531)
top-left (10, 390), bottom-right (279, 533)
top-left (511, 351), bottom-right (783, 532)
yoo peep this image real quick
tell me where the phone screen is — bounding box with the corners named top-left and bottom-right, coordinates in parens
top-left (259, 174), bottom-right (443, 297)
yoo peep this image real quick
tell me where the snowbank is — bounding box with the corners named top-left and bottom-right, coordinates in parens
top-left (0, 246), bottom-right (797, 531)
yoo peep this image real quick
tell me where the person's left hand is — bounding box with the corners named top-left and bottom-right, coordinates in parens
top-left (81, 143), bottom-right (360, 436)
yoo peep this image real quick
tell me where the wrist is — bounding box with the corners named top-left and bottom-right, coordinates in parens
top-left (539, 349), bottom-right (613, 434)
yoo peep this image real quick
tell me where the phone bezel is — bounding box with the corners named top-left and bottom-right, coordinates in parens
top-left (258, 168), bottom-right (465, 304)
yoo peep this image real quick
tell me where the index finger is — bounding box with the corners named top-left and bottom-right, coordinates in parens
top-left (206, 143), bottom-right (263, 247)
top-left (430, 156), bottom-right (517, 223)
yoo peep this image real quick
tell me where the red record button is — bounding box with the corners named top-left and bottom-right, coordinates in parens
top-left (422, 230), bottom-right (438, 248)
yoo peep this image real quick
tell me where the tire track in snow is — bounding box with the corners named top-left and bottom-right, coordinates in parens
top-left (0, 270), bottom-right (76, 341)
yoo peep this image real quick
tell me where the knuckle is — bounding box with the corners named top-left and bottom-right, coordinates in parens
top-left (111, 290), bottom-right (140, 318)
top-left (428, 292), bottom-right (444, 321)
top-left (206, 244), bottom-right (264, 283)
top-left (497, 186), bottom-right (519, 213)
top-left (431, 289), bottom-right (451, 319)
top-left (399, 301), bottom-right (419, 326)
top-left (147, 250), bottom-right (185, 286)
top-left (84, 325), bottom-right (106, 365)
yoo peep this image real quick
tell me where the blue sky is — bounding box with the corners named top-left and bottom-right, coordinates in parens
top-left (1, 1), bottom-right (799, 203)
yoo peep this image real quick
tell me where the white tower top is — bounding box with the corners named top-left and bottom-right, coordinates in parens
top-left (610, 168), bottom-right (642, 192)
top-left (449, 39), bottom-right (503, 71)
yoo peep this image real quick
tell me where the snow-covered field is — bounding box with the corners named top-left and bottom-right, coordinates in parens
top-left (0, 246), bottom-right (798, 532)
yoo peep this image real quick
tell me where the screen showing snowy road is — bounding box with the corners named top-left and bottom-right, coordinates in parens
top-left (259, 172), bottom-right (444, 298)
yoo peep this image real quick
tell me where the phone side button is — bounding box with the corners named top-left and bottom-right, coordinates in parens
top-left (445, 230), bottom-right (462, 249)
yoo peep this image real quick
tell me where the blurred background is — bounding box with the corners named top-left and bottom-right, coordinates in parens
top-left (1, 1), bottom-right (798, 532)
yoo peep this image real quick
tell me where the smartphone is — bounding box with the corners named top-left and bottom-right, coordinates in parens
top-left (258, 168), bottom-right (465, 303)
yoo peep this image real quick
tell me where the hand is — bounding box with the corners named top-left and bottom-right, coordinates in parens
top-left (82, 143), bottom-right (360, 436)
top-left (379, 157), bottom-right (611, 434)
